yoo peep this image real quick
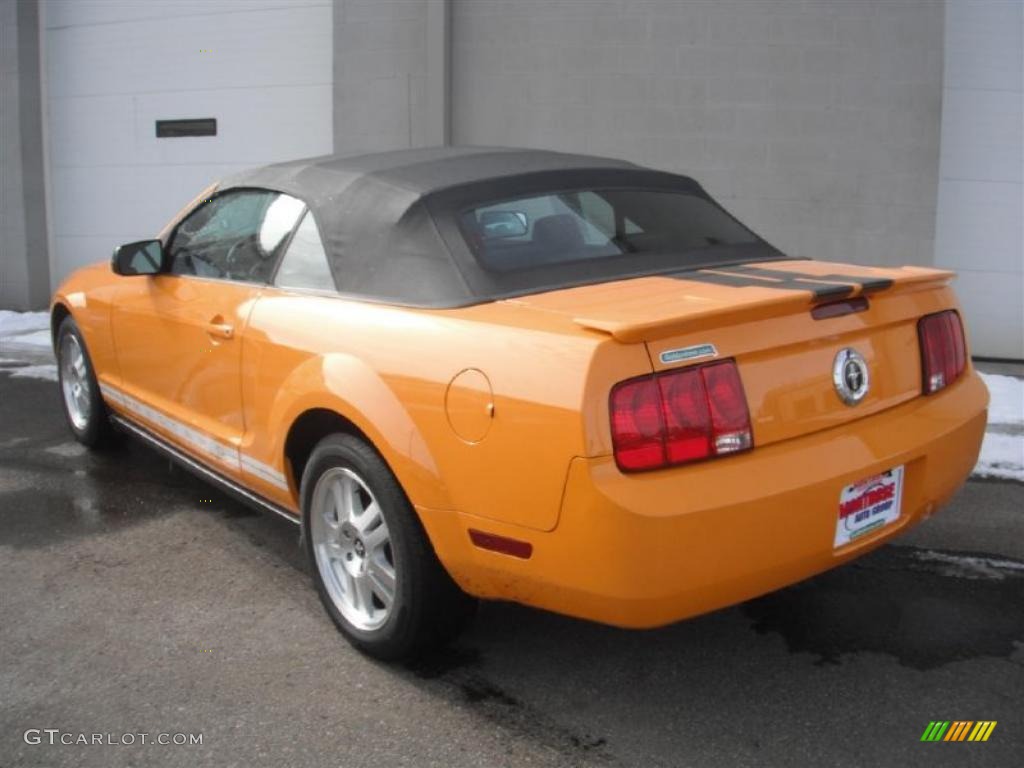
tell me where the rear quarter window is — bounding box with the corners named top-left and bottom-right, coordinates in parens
top-left (273, 211), bottom-right (335, 291)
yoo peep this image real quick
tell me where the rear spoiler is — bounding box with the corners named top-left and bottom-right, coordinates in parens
top-left (573, 266), bottom-right (955, 343)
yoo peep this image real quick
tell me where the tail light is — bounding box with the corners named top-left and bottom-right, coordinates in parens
top-left (610, 360), bottom-right (753, 472)
top-left (918, 310), bottom-right (966, 395)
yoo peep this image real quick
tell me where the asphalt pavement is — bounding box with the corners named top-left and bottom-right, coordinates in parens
top-left (1, 368), bottom-right (1022, 768)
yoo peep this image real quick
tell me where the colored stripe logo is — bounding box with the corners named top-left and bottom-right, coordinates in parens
top-left (920, 721), bottom-right (997, 742)
top-left (659, 343), bottom-right (718, 365)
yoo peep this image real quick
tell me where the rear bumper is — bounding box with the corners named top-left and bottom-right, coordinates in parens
top-left (420, 371), bottom-right (988, 628)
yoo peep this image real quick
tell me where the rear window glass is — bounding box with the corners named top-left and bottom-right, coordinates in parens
top-left (458, 188), bottom-right (758, 272)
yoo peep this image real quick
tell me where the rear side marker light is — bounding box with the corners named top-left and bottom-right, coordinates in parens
top-left (468, 529), bottom-right (533, 559)
top-left (918, 310), bottom-right (966, 395)
top-left (610, 359), bottom-right (753, 473)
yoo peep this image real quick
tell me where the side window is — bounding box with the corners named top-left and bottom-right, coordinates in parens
top-left (168, 190), bottom-right (305, 284)
top-left (273, 211), bottom-right (335, 291)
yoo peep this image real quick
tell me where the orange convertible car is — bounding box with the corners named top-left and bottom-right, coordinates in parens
top-left (52, 147), bottom-right (988, 659)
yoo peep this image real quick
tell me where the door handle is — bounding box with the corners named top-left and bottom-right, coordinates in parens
top-left (206, 317), bottom-right (234, 340)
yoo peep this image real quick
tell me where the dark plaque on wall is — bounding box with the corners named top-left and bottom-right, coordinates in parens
top-left (156, 118), bottom-right (217, 138)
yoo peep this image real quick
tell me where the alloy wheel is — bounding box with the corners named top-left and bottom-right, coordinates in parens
top-left (309, 467), bottom-right (396, 631)
top-left (59, 333), bottom-right (92, 431)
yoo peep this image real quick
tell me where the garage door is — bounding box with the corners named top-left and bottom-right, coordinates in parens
top-left (42, 0), bottom-right (332, 285)
top-left (933, 1), bottom-right (1023, 359)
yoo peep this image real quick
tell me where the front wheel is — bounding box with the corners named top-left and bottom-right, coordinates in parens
top-left (56, 317), bottom-right (115, 448)
top-left (302, 433), bottom-right (475, 660)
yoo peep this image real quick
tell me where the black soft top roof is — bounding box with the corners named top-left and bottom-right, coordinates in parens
top-left (218, 147), bottom-right (777, 307)
top-left (221, 146), bottom-right (642, 199)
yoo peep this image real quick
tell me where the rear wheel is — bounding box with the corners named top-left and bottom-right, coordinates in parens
top-left (302, 433), bottom-right (475, 660)
top-left (56, 317), bottom-right (115, 448)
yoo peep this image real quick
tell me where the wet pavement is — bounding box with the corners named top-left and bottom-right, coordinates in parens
top-left (1, 370), bottom-right (1022, 767)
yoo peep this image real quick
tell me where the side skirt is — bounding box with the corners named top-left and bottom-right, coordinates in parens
top-left (110, 414), bottom-right (301, 528)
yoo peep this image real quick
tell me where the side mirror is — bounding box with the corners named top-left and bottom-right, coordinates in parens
top-left (112, 240), bottom-right (166, 276)
top-left (479, 210), bottom-right (528, 238)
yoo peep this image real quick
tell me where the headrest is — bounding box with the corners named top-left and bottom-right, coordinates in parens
top-left (531, 214), bottom-right (584, 252)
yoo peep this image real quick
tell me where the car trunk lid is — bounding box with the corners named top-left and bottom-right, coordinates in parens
top-left (503, 260), bottom-right (956, 449)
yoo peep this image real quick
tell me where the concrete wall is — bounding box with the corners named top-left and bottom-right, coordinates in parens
top-left (41, 0), bottom-right (333, 287)
top-left (451, 0), bottom-right (945, 270)
top-left (332, 0), bottom-right (448, 154)
top-left (934, 0), bottom-right (1023, 359)
top-left (1, 0), bottom-right (49, 310)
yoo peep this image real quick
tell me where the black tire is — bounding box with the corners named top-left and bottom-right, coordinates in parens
top-left (301, 433), bottom-right (475, 660)
top-left (55, 316), bottom-right (116, 449)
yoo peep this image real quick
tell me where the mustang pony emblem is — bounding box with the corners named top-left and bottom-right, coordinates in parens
top-left (833, 348), bottom-right (870, 405)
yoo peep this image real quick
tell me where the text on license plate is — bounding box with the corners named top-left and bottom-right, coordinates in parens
top-left (834, 466), bottom-right (904, 548)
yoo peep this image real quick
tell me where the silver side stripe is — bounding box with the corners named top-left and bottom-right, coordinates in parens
top-left (99, 381), bottom-right (289, 492)
top-left (240, 454), bottom-right (289, 490)
top-left (98, 383), bottom-right (238, 467)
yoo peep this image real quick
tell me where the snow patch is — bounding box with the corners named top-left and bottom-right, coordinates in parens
top-left (7, 364), bottom-right (58, 382)
top-left (45, 442), bottom-right (87, 458)
top-left (975, 432), bottom-right (1024, 482)
top-left (7, 329), bottom-right (53, 349)
top-left (979, 373), bottom-right (1023, 426)
top-left (0, 310), bottom-right (48, 335)
top-left (912, 549), bottom-right (1024, 580)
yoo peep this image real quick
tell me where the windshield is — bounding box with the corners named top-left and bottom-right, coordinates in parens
top-left (458, 188), bottom-right (759, 272)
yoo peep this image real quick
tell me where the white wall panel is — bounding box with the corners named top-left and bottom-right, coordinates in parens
top-left (45, 1), bottom-right (329, 28)
top-left (43, 0), bottom-right (332, 284)
top-left (950, 269), bottom-right (1024, 359)
top-left (46, 7), bottom-right (330, 98)
top-left (50, 163), bottom-right (254, 238)
top-left (939, 88), bottom-right (1023, 184)
top-left (935, 0), bottom-right (1023, 359)
top-left (131, 86), bottom-right (333, 165)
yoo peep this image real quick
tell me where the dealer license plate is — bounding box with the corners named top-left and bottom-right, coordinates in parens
top-left (834, 466), bottom-right (904, 548)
